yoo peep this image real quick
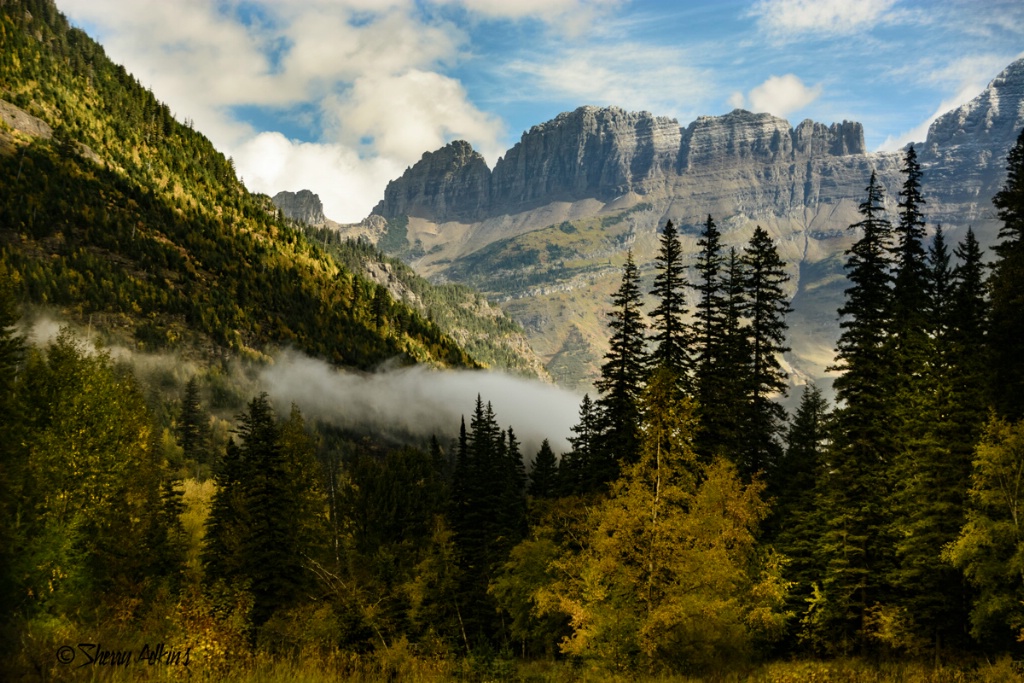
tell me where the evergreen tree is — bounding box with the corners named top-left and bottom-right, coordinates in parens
top-left (0, 280), bottom-right (25, 626)
top-left (989, 127), bottom-right (1024, 420)
top-left (891, 145), bottom-right (930, 341)
top-left (499, 426), bottom-right (528, 547)
top-left (450, 396), bottom-right (528, 642)
top-left (815, 172), bottom-right (897, 654)
top-left (648, 220), bottom-right (690, 380)
top-left (770, 384), bottom-right (830, 638)
top-left (236, 395), bottom-right (307, 626)
top-left (202, 395), bottom-right (316, 627)
top-left (690, 216), bottom-right (743, 460)
top-left (926, 226), bottom-right (954, 351)
top-left (594, 251), bottom-right (647, 481)
top-left (202, 436), bottom-right (247, 586)
top-left (530, 439), bottom-right (559, 498)
top-left (949, 228), bottom-right (989, 423)
top-left (177, 375), bottom-right (210, 464)
top-left (691, 215), bottom-right (726, 413)
top-left (559, 394), bottom-right (600, 495)
top-left (741, 226), bottom-right (792, 479)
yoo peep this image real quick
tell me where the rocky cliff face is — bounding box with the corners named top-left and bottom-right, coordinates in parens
top-left (918, 58), bottom-right (1024, 218)
top-left (272, 189), bottom-right (327, 225)
top-left (372, 106), bottom-right (866, 222)
top-left (679, 110), bottom-right (864, 171)
top-left (372, 140), bottom-right (491, 223)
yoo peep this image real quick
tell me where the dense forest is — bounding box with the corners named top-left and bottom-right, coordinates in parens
top-left (4, 0), bottom-right (1024, 680)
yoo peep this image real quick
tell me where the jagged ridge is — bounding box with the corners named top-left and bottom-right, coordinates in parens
top-left (372, 106), bottom-right (864, 222)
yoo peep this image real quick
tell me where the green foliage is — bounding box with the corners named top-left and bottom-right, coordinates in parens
top-left (741, 225), bottom-right (792, 478)
top-left (309, 234), bottom-right (539, 376)
top-left (378, 214), bottom-right (410, 255)
top-left (537, 371), bottom-right (788, 674)
top-left (946, 416), bottom-right (1024, 647)
top-left (529, 439), bottom-right (559, 499)
top-left (815, 172), bottom-right (897, 655)
top-left (202, 396), bottom-right (326, 628)
top-left (769, 385), bottom-right (831, 643)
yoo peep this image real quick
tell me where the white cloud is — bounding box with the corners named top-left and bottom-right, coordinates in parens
top-left (324, 70), bottom-right (507, 166)
top-left (750, 0), bottom-right (898, 37)
top-left (232, 133), bottom-right (404, 223)
top-left (733, 74), bottom-right (822, 119)
top-left (503, 44), bottom-right (710, 122)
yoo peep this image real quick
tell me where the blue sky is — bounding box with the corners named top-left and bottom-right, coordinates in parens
top-left (58, 0), bottom-right (1024, 222)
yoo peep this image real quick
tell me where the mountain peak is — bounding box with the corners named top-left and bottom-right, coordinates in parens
top-left (272, 189), bottom-right (327, 225)
top-left (372, 105), bottom-right (868, 222)
top-left (918, 56), bottom-right (1024, 201)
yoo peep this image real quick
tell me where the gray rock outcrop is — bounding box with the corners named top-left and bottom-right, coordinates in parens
top-left (272, 189), bottom-right (327, 225)
top-left (372, 106), bottom-right (867, 222)
top-left (918, 58), bottom-right (1024, 218)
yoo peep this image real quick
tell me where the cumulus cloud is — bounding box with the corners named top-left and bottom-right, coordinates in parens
top-left (730, 74), bottom-right (822, 119)
top-left (324, 71), bottom-right (507, 166)
top-left (232, 133), bottom-right (405, 222)
top-left (750, 0), bottom-right (898, 38)
top-left (260, 351), bottom-right (582, 457)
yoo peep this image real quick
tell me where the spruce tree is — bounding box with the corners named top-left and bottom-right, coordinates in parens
top-left (770, 385), bottom-right (830, 643)
top-left (594, 251), bottom-right (647, 481)
top-left (816, 172), bottom-right (897, 653)
top-left (202, 436), bottom-right (246, 587)
top-left (690, 215), bottom-right (735, 460)
top-left (649, 219), bottom-right (690, 380)
top-left (891, 145), bottom-right (929, 333)
top-left (177, 376), bottom-right (210, 464)
top-left (949, 228), bottom-right (989, 421)
top-left (236, 394), bottom-right (305, 626)
top-left (989, 127), bottom-right (1024, 420)
top-left (741, 226), bottom-right (792, 478)
top-left (529, 439), bottom-right (558, 498)
top-left (559, 393), bottom-right (600, 494)
top-left (691, 215), bottom-right (726, 404)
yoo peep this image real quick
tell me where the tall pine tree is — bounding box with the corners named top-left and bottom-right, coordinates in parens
top-left (741, 226), bottom-right (792, 479)
top-left (816, 172), bottom-right (897, 653)
top-left (594, 251), bottom-right (647, 482)
top-left (988, 127), bottom-right (1024, 420)
top-left (648, 219), bottom-right (690, 381)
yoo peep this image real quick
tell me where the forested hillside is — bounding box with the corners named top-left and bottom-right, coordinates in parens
top-left (0, 0), bottom-right (473, 369)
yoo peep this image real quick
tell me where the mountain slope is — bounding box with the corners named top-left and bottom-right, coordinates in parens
top-left (357, 61), bottom-right (1024, 389)
top-left (272, 189), bottom-right (549, 377)
top-left (0, 0), bottom-right (479, 370)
